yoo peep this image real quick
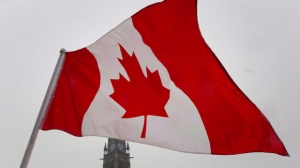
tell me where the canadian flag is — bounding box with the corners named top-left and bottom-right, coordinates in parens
top-left (41, 0), bottom-right (288, 155)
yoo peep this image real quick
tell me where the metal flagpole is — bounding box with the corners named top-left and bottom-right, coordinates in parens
top-left (20, 49), bottom-right (66, 168)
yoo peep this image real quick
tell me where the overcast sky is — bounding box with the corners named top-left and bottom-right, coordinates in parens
top-left (1, 0), bottom-right (300, 167)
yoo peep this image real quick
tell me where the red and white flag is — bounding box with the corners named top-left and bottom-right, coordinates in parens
top-left (41, 0), bottom-right (288, 156)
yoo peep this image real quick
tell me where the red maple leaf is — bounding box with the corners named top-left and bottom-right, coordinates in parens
top-left (110, 44), bottom-right (170, 138)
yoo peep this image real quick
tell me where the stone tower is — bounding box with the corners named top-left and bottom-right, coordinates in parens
top-left (102, 138), bottom-right (131, 168)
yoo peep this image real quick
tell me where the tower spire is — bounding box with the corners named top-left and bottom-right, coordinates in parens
top-left (126, 142), bottom-right (130, 155)
top-left (104, 143), bottom-right (108, 155)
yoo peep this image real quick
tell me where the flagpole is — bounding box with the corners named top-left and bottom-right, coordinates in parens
top-left (20, 49), bottom-right (66, 168)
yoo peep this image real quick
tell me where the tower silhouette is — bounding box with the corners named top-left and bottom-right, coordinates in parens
top-left (102, 138), bottom-right (131, 168)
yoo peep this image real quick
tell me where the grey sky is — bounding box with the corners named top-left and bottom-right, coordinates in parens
top-left (1, 0), bottom-right (299, 167)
